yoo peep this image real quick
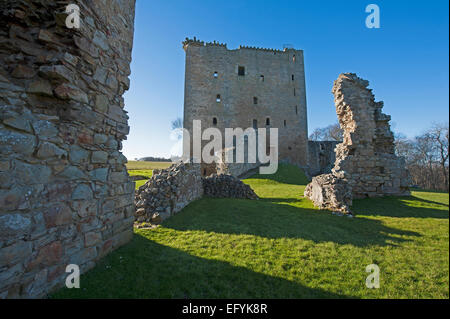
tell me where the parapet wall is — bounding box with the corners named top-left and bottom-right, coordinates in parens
top-left (0, 0), bottom-right (136, 298)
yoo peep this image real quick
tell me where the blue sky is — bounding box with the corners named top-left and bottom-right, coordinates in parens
top-left (123, 0), bottom-right (449, 160)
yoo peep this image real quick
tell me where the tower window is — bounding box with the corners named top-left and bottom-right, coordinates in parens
top-left (292, 55), bottom-right (296, 62)
top-left (252, 119), bottom-right (257, 129)
top-left (266, 118), bottom-right (270, 126)
top-left (295, 105), bottom-right (298, 114)
top-left (213, 117), bottom-right (217, 126)
top-left (284, 120), bottom-right (287, 127)
top-left (253, 97), bottom-right (258, 105)
top-left (291, 74), bottom-right (294, 81)
top-left (260, 75), bottom-right (264, 82)
top-left (213, 71), bottom-right (218, 78)
top-left (216, 94), bottom-right (221, 102)
top-left (238, 66), bottom-right (245, 76)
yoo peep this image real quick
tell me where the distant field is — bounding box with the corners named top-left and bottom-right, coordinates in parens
top-left (127, 161), bottom-right (173, 189)
top-left (126, 161), bottom-right (172, 170)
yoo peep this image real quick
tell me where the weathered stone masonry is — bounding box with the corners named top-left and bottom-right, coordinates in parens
top-left (182, 38), bottom-right (309, 173)
top-left (0, 1), bottom-right (136, 298)
top-left (305, 73), bottom-right (411, 213)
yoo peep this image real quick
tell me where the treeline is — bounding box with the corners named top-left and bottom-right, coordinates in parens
top-left (395, 123), bottom-right (449, 192)
top-left (310, 122), bottom-right (449, 192)
top-left (138, 156), bottom-right (172, 162)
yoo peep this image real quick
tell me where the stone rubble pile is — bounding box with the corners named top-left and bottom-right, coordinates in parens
top-left (304, 73), bottom-right (411, 215)
top-left (304, 174), bottom-right (352, 213)
top-left (135, 162), bottom-right (203, 224)
top-left (202, 174), bottom-right (259, 199)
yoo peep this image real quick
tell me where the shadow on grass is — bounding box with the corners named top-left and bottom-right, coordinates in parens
top-left (353, 195), bottom-right (449, 219)
top-left (164, 197), bottom-right (421, 247)
top-left (52, 233), bottom-right (349, 299)
top-left (247, 164), bottom-right (310, 186)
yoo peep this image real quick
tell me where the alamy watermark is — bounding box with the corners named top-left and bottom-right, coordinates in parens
top-left (365, 4), bottom-right (380, 29)
top-left (170, 120), bottom-right (279, 174)
top-left (65, 4), bottom-right (80, 29)
top-left (65, 264), bottom-right (80, 288)
top-left (365, 264), bottom-right (380, 288)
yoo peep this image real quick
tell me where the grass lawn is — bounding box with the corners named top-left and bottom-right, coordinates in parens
top-left (126, 161), bottom-right (173, 188)
top-left (53, 164), bottom-right (449, 298)
top-left (126, 161), bottom-right (172, 170)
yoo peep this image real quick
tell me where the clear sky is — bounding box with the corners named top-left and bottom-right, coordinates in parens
top-left (122, 0), bottom-right (449, 160)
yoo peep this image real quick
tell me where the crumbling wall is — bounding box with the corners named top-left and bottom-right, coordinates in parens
top-left (304, 73), bottom-right (411, 214)
top-left (331, 73), bottom-right (410, 198)
top-left (135, 162), bottom-right (258, 226)
top-left (135, 162), bottom-right (204, 225)
top-left (0, 0), bottom-right (136, 298)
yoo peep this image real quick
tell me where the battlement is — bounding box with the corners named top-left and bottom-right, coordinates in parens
top-left (182, 37), bottom-right (300, 53)
top-left (182, 37), bottom-right (227, 50)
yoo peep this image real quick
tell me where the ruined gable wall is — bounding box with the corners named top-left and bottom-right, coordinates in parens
top-left (0, 0), bottom-right (136, 298)
top-left (331, 73), bottom-right (410, 198)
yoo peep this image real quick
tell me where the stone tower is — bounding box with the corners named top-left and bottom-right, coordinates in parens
top-left (182, 38), bottom-right (308, 172)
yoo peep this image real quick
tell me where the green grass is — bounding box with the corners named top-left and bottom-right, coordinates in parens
top-left (53, 164), bottom-right (449, 298)
top-left (126, 161), bottom-right (172, 170)
top-left (126, 161), bottom-right (173, 189)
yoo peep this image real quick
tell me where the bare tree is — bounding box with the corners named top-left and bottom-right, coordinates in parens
top-left (429, 123), bottom-right (449, 191)
top-left (394, 123), bottom-right (449, 192)
top-left (309, 122), bottom-right (343, 141)
top-left (309, 128), bottom-right (324, 141)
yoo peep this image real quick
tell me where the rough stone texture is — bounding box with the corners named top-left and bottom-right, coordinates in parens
top-left (203, 174), bottom-right (259, 199)
top-left (213, 147), bottom-right (260, 178)
top-left (134, 161), bottom-right (258, 226)
top-left (182, 38), bottom-right (308, 173)
top-left (304, 73), bottom-right (411, 214)
top-left (304, 174), bottom-right (352, 213)
top-left (0, 0), bottom-right (136, 298)
top-left (331, 73), bottom-right (411, 198)
top-left (307, 141), bottom-right (340, 176)
top-left (135, 162), bottom-right (204, 225)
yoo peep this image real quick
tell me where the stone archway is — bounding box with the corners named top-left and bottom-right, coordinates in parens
top-left (0, 1), bottom-right (136, 298)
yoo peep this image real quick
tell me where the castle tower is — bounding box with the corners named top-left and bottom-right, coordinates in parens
top-left (182, 38), bottom-right (308, 171)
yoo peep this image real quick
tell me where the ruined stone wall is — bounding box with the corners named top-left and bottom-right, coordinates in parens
top-left (304, 73), bottom-right (410, 214)
top-left (182, 38), bottom-right (308, 167)
top-left (0, 0), bottom-right (136, 298)
top-left (331, 73), bottom-right (410, 198)
top-left (307, 141), bottom-right (339, 176)
top-left (135, 162), bottom-right (203, 225)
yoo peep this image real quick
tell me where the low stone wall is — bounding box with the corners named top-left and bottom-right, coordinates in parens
top-left (203, 174), bottom-right (259, 199)
top-left (135, 162), bottom-right (203, 224)
top-left (216, 161), bottom-right (260, 178)
top-left (135, 163), bottom-right (259, 226)
top-left (307, 141), bottom-right (339, 176)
